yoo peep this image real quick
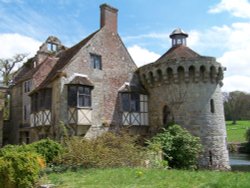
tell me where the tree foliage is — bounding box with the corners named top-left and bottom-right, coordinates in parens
top-left (224, 91), bottom-right (250, 124)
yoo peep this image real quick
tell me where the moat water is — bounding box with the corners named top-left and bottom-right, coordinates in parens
top-left (229, 153), bottom-right (250, 172)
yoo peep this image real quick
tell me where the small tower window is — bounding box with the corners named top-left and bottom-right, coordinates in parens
top-left (47, 42), bottom-right (57, 52)
top-left (210, 99), bottom-right (215, 113)
top-left (90, 54), bottom-right (102, 70)
top-left (209, 150), bottom-right (213, 166)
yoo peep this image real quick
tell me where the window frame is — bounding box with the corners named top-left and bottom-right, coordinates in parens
top-left (210, 99), bottom-right (215, 113)
top-left (121, 92), bottom-right (140, 112)
top-left (47, 42), bottom-right (57, 52)
top-left (90, 53), bottom-right (102, 70)
top-left (24, 80), bottom-right (31, 93)
top-left (23, 105), bottom-right (27, 122)
top-left (68, 85), bottom-right (92, 108)
top-left (31, 88), bottom-right (52, 113)
top-left (31, 93), bottom-right (38, 113)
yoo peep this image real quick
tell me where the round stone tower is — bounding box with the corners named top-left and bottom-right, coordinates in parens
top-left (138, 28), bottom-right (230, 170)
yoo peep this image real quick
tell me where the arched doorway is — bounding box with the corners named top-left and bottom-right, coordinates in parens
top-left (163, 105), bottom-right (171, 126)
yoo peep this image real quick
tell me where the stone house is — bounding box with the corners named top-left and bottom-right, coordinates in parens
top-left (7, 4), bottom-right (229, 169)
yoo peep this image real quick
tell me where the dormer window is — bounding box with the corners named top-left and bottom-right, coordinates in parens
top-left (47, 42), bottom-right (57, 52)
top-left (90, 54), bottom-right (102, 70)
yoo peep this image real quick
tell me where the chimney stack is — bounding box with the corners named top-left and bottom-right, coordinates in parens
top-left (100, 4), bottom-right (118, 33)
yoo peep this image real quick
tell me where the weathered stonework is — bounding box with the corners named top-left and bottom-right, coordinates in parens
top-left (6, 5), bottom-right (230, 170)
top-left (138, 29), bottom-right (230, 170)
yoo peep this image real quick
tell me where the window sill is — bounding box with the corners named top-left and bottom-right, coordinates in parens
top-left (69, 106), bottom-right (92, 110)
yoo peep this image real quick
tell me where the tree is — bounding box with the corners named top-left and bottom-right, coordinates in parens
top-left (224, 91), bottom-right (250, 124)
top-left (0, 54), bottom-right (26, 86)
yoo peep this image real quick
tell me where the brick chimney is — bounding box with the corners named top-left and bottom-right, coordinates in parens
top-left (100, 4), bottom-right (118, 33)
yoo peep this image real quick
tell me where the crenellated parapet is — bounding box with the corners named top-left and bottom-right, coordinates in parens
top-left (138, 57), bottom-right (225, 88)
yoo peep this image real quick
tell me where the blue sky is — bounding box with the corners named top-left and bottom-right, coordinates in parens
top-left (1, 0), bottom-right (250, 92)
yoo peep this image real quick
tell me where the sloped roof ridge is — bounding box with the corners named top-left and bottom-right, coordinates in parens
top-left (32, 30), bottom-right (99, 92)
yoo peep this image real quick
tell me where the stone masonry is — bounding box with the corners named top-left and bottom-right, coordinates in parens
top-left (7, 5), bottom-right (230, 170)
top-left (138, 29), bottom-right (230, 170)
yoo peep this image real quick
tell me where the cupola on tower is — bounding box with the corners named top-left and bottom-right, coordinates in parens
top-left (170, 28), bottom-right (188, 47)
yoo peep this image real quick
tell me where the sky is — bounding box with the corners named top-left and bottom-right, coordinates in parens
top-left (0, 0), bottom-right (250, 92)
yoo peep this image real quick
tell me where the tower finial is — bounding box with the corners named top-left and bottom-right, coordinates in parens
top-left (170, 28), bottom-right (188, 47)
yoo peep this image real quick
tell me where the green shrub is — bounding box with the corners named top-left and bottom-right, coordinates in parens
top-left (58, 131), bottom-right (146, 168)
top-left (0, 139), bottom-right (64, 164)
top-left (0, 151), bottom-right (41, 188)
top-left (0, 144), bottom-right (27, 156)
top-left (148, 124), bottom-right (202, 169)
top-left (28, 138), bottom-right (64, 164)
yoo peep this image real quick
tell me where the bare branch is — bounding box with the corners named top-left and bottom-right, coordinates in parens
top-left (0, 53), bottom-right (27, 86)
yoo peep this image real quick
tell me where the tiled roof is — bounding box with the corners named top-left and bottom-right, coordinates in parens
top-left (68, 76), bottom-right (94, 87)
top-left (12, 58), bottom-right (35, 83)
top-left (155, 45), bottom-right (200, 64)
top-left (16, 63), bottom-right (42, 83)
top-left (36, 30), bottom-right (99, 90)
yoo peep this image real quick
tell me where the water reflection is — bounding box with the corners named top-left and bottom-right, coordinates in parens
top-left (230, 153), bottom-right (250, 172)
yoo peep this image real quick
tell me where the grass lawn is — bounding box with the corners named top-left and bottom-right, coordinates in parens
top-left (226, 120), bottom-right (250, 143)
top-left (43, 168), bottom-right (250, 188)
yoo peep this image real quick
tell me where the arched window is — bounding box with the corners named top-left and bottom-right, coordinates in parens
top-left (189, 66), bottom-right (195, 82)
top-left (167, 68), bottom-right (173, 81)
top-left (177, 66), bottom-right (185, 82)
top-left (157, 69), bottom-right (163, 82)
top-left (149, 71), bottom-right (154, 84)
top-left (200, 66), bottom-right (206, 81)
top-left (210, 99), bottom-right (215, 113)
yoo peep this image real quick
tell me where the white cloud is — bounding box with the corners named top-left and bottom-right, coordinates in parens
top-left (0, 33), bottom-right (41, 59)
top-left (124, 32), bottom-right (169, 41)
top-left (209, 0), bottom-right (250, 18)
top-left (223, 75), bottom-right (250, 92)
top-left (218, 48), bottom-right (250, 76)
top-left (187, 30), bottom-right (201, 47)
top-left (128, 45), bottom-right (161, 67)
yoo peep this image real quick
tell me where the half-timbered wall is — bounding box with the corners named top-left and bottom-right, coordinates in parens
top-left (122, 94), bottom-right (148, 126)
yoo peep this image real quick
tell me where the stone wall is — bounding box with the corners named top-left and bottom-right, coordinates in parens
top-left (139, 58), bottom-right (230, 170)
top-left (9, 83), bottom-right (23, 144)
top-left (52, 27), bottom-right (137, 138)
